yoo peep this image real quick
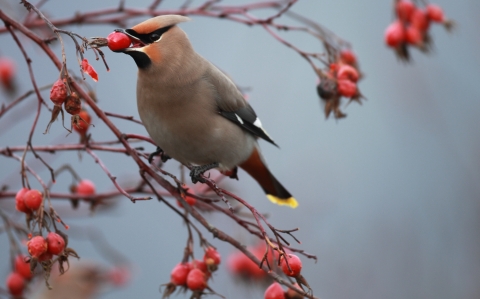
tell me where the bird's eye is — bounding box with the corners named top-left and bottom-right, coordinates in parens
top-left (150, 33), bottom-right (161, 42)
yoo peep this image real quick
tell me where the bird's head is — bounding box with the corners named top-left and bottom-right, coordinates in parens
top-left (113, 15), bottom-right (191, 69)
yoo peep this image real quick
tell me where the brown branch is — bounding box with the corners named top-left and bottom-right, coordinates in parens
top-left (84, 147), bottom-right (151, 203)
top-left (104, 111), bottom-right (143, 125)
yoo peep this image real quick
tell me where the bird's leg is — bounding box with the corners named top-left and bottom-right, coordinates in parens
top-left (190, 162), bottom-right (219, 184)
top-left (148, 146), bottom-right (171, 164)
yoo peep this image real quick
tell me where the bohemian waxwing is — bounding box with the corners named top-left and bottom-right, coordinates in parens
top-left (114, 15), bottom-right (298, 208)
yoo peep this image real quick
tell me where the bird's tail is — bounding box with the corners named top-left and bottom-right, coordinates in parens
top-left (239, 147), bottom-right (298, 208)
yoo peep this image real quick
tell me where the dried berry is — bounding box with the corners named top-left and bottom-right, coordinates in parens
top-left (64, 92), bottom-right (81, 115)
top-left (50, 78), bottom-right (68, 106)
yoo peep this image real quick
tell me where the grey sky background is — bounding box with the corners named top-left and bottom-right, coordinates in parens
top-left (1, 0), bottom-right (479, 298)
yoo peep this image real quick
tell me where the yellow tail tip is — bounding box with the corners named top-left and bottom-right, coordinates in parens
top-left (266, 195), bottom-right (298, 208)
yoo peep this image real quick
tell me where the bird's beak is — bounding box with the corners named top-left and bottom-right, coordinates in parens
top-left (113, 29), bottom-right (147, 52)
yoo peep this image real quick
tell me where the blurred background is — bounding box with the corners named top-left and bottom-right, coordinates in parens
top-left (1, 0), bottom-right (479, 298)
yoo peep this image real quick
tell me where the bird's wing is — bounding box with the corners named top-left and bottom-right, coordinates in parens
top-left (205, 64), bottom-right (278, 147)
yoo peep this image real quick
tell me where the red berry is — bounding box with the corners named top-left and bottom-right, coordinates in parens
top-left (204, 247), bottom-right (221, 265)
top-left (411, 9), bottom-right (430, 31)
top-left (6, 272), bottom-right (25, 297)
top-left (191, 259), bottom-right (208, 273)
top-left (170, 263), bottom-right (191, 286)
top-left (395, 0), bottom-right (416, 22)
top-left (264, 282), bottom-right (285, 299)
top-left (27, 236), bottom-right (48, 258)
top-left (73, 110), bottom-right (91, 135)
top-left (405, 25), bottom-right (422, 45)
top-left (23, 189), bottom-right (42, 211)
top-left (0, 57), bottom-right (16, 91)
top-left (50, 78), bottom-right (68, 106)
top-left (426, 4), bottom-right (444, 22)
top-left (38, 251), bottom-right (53, 262)
top-left (14, 255), bottom-right (32, 280)
top-left (339, 49), bottom-right (357, 65)
top-left (336, 65), bottom-right (359, 83)
top-left (15, 188), bottom-right (30, 213)
top-left (385, 21), bottom-right (405, 47)
top-left (82, 59), bottom-right (98, 82)
top-left (280, 254), bottom-right (302, 277)
top-left (46, 232), bottom-right (65, 255)
top-left (177, 190), bottom-right (196, 208)
top-left (76, 179), bottom-right (96, 196)
top-left (107, 32), bottom-right (131, 51)
top-left (186, 268), bottom-right (207, 291)
top-left (337, 80), bottom-right (357, 98)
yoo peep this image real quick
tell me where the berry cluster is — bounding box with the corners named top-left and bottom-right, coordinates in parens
top-left (226, 242), bottom-right (308, 298)
top-left (162, 247), bottom-right (221, 298)
top-left (4, 232), bottom-right (67, 297)
top-left (385, 0), bottom-right (453, 60)
top-left (45, 77), bottom-right (93, 140)
top-left (316, 49), bottom-right (363, 119)
top-left (15, 188), bottom-right (43, 214)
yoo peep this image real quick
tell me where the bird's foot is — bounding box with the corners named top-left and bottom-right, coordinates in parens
top-left (190, 162), bottom-right (219, 184)
top-left (148, 146), bottom-right (171, 164)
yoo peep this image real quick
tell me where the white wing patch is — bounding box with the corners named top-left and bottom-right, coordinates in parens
top-left (253, 118), bottom-right (263, 128)
top-left (235, 114), bottom-right (244, 124)
top-left (253, 117), bottom-right (273, 140)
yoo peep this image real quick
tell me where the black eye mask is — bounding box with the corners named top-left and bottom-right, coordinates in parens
top-left (123, 25), bottom-right (173, 45)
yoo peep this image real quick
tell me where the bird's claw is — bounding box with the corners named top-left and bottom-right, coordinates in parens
top-left (189, 162), bottom-right (219, 184)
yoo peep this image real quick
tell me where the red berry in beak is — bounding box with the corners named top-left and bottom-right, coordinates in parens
top-left (107, 31), bottom-right (132, 51)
